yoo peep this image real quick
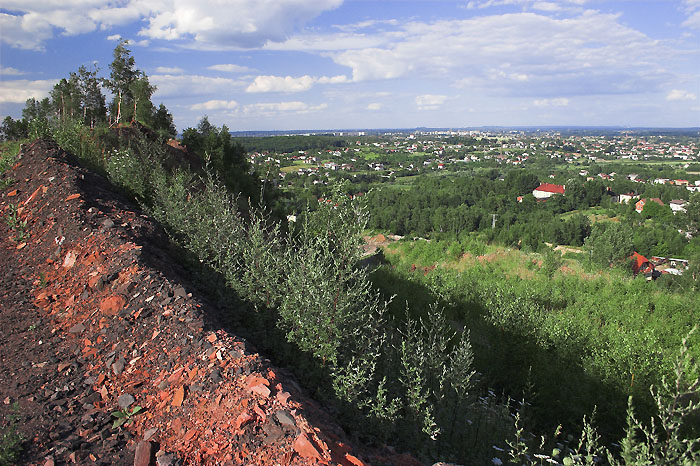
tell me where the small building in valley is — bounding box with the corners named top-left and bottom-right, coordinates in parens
top-left (670, 200), bottom-right (687, 214)
top-left (635, 198), bottom-right (664, 213)
top-left (533, 183), bottom-right (565, 199)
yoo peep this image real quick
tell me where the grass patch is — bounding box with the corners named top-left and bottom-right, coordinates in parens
top-left (280, 161), bottom-right (311, 173)
top-left (0, 140), bottom-right (25, 189)
top-left (0, 404), bottom-right (24, 466)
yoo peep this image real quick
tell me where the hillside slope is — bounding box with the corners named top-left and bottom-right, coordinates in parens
top-left (0, 140), bottom-right (404, 466)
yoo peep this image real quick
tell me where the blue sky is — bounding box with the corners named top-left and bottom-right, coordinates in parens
top-left (1, 0), bottom-right (699, 131)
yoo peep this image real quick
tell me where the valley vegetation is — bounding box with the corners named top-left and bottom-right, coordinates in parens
top-left (2, 42), bottom-right (699, 466)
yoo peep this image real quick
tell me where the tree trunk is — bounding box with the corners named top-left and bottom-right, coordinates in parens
top-left (116, 91), bottom-right (122, 124)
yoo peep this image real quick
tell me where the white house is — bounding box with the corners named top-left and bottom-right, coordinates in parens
top-left (670, 200), bottom-right (687, 214)
top-left (533, 183), bottom-right (565, 199)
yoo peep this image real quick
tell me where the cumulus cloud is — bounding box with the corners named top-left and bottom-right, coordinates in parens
top-left (317, 75), bottom-right (349, 84)
top-left (139, 0), bottom-right (343, 48)
top-left (0, 79), bottom-right (56, 104)
top-left (150, 74), bottom-right (246, 98)
top-left (1, 0), bottom-right (343, 50)
top-left (154, 66), bottom-right (184, 74)
top-left (367, 103), bottom-right (382, 111)
top-left (106, 34), bottom-right (149, 47)
top-left (0, 12), bottom-right (53, 50)
top-left (682, 0), bottom-right (700, 29)
top-left (247, 75), bottom-right (315, 93)
top-left (533, 97), bottom-right (570, 106)
top-left (0, 66), bottom-right (27, 76)
top-left (246, 74), bottom-right (348, 93)
top-left (666, 89), bottom-right (697, 101)
top-left (416, 94), bottom-right (447, 110)
top-left (243, 101), bottom-right (328, 115)
top-left (532, 2), bottom-right (561, 12)
top-left (334, 48), bottom-right (412, 81)
top-left (207, 64), bottom-right (255, 73)
top-left (466, 0), bottom-right (587, 9)
top-left (190, 99), bottom-right (239, 110)
top-left (323, 9), bottom-right (671, 102)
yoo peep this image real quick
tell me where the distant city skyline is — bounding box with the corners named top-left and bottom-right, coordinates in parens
top-left (1, 0), bottom-right (699, 131)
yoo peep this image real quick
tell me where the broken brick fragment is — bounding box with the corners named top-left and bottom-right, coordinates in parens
top-left (100, 295), bottom-right (126, 314)
top-left (235, 412), bottom-right (253, 430)
top-left (133, 441), bottom-right (155, 466)
top-left (344, 453), bottom-right (366, 466)
top-left (172, 386), bottom-right (185, 407)
top-left (62, 251), bottom-right (77, 269)
top-left (293, 433), bottom-right (322, 460)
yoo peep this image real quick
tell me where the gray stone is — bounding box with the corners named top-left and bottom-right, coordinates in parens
top-left (275, 410), bottom-right (296, 427)
top-left (156, 452), bottom-right (176, 466)
top-left (117, 393), bottom-right (135, 410)
top-left (112, 357), bottom-right (126, 376)
top-left (69, 323), bottom-right (85, 334)
top-left (143, 428), bottom-right (158, 442)
top-left (133, 441), bottom-right (154, 466)
top-left (173, 286), bottom-right (186, 299)
top-left (100, 218), bottom-right (114, 231)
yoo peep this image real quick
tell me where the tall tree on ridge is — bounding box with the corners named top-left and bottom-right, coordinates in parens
top-left (104, 39), bottom-right (139, 125)
top-left (77, 64), bottom-right (107, 128)
top-left (130, 72), bottom-right (156, 127)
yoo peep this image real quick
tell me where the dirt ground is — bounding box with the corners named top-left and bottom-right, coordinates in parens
top-left (0, 140), bottom-right (417, 466)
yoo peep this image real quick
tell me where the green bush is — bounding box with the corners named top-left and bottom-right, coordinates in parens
top-left (44, 121), bottom-right (700, 465)
top-left (0, 404), bottom-right (24, 466)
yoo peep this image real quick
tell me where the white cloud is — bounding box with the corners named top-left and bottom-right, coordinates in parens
top-left (1, 0), bottom-right (343, 50)
top-left (190, 99), bottom-right (239, 110)
top-left (683, 0), bottom-right (700, 29)
top-left (324, 10), bottom-right (671, 100)
top-left (154, 66), bottom-right (184, 74)
top-left (317, 75), bottom-right (349, 84)
top-left (150, 74), bottom-right (246, 98)
top-left (247, 75), bottom-right (316, 93)
top-left (533, 97), bottom-right (569, 106)
top-left (0, 66), bottom-right (27, 76)
top-left (416, 94), bottom-right (447, 110)
top-left (264, 31), bottom-right (386, 52)
top-left (138, 0), bottom-right (343, 48)
top-left (243, 101), bottom-right (328, 115)
top-left (334, 48), bottom-right (412, 81)
top-left (207, 64), bottom-right (255, 73)
top-left (0, 79), bottom-right (56, 104)
top-left (666, 89), bottom-right (697, 101)
top-left (246, 74), bottom-right (348, 93)
top-left (532, 2), bottom-right (561, 12)
top-left (333, 19), bottom-right (399, 33)
top-left (367, 103), bottom-right (382, 111)
top-left (106, 34), bottom-right (149, 47)
top-left (466, 0), bottom-right (587, 9)
top-left (0, 12), bottom-right (53, 50)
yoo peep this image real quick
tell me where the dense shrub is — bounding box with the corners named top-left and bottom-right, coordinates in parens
top-left (39, 121), bottom-right (700, 465)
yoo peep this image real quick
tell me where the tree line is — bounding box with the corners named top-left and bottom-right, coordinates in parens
top-left (1, 40), bottom-right (176, 141)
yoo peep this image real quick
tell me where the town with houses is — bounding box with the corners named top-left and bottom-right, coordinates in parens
top-left (244, 129), bottom-right (700, 193)
top-left (240, 129), bottom-right (699, 280)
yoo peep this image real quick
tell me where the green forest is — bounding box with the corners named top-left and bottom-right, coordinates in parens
top-left (2, 42), bottom-right (700, 466)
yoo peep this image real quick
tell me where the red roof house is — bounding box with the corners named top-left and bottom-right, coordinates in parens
top-left (635, 198), bottom-right (664, 213)
top-left (533, 183), bottom-right (565, 199)
top-left (631, 252), bottom-right (655, 275)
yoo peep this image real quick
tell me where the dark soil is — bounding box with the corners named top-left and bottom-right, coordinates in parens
top-left (0, 139), bottom-right (406, 466)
